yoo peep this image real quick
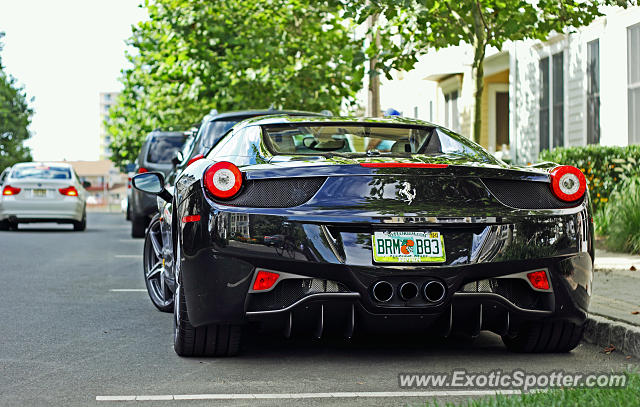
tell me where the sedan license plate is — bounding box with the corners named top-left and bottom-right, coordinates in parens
top-left (372, 231), bottom-right (445, 263)
top-left (32, 189), bottom-right (47, 197)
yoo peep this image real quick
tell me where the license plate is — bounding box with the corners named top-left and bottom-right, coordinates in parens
top-left (33, 189), bottom-right (47, 197)
top-left (372, 231), bottom-right (446, 263)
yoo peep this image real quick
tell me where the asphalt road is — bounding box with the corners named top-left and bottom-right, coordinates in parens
top-left (0, 213), bottom-right (638, 406)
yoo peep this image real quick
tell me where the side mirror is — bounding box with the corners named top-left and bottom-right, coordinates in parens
top-left (132, 172), bottom-right (172, 202)
top-left (171, 151), bottom-right (184, 167)
top-left (82, 180), bottom-right (91, 188)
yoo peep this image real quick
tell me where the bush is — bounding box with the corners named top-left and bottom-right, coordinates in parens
top-left (539, 145), bottom-right (640, 214)
top-left (603, 177), bottom-right (640, 254)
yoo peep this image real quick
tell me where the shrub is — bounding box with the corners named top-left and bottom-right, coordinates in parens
top-left (539, 145), bottom-right (640, 214)
top-left (602, 177), bottom-right (640, 253)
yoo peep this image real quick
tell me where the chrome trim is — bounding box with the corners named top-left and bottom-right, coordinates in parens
top-left (372, 281), bottom-right (394, 303)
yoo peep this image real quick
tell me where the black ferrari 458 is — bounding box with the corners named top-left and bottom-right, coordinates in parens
top-left (133, 115), bottom-right (593, 357)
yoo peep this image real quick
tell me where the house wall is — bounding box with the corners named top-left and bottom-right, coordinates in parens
top-left (481, 69), bottom-right (510, 148)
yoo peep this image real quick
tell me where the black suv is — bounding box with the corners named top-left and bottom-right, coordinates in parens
top-left (130, 130), bottom-right (187, 237)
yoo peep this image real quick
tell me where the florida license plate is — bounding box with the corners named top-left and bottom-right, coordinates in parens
top-left (372, 231), bottom-right (446, 263)
top-left (33, 189), bottom-right (47, 197)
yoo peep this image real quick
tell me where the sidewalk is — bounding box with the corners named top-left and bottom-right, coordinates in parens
top-left (583, 248), bottom-right (640, 357)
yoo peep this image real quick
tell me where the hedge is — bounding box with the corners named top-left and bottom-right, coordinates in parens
top-left (538, 145), bottom-right (640, 213)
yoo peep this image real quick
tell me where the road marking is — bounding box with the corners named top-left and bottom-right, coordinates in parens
top-left (114, 255), bottom-right (140, 258)
top-left (97, 390), bottom-right (521, 401)
top-left (109, 289), bottom-right (146, 292)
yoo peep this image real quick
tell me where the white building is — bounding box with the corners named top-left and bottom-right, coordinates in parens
top-left (365, 6), bottom-right (640, 164)
top-left (99, 92), bottom-right (120, 160)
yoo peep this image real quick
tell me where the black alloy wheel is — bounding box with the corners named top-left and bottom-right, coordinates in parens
top-left (143, 214), bottom-right (173, 312)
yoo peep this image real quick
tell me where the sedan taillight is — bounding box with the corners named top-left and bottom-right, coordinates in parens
top-left (203, 161), bottom-right (242, 199)
top-left (2, 185), bottom-right (21, 196)
top-left (549, 166), bottom-right (587, 202)
top-left (59, 186), bottom-right (79, 197)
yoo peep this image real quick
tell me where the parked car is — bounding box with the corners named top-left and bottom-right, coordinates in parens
top-left (138, 110), bottom-right (328, 312)
top-left (129, 130), bottom-right (187, 237)
top-left (0, 162), bottom-right (90, 231)
top-left (133, 115), bottom-right (593, 357)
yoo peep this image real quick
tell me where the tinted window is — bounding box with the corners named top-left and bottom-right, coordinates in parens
top-left (194, 120), bottom-right (240, 155)
top-left (11, 165), bottom-right (71, 179)
top-left (146, 135), bottom-right (185, 164)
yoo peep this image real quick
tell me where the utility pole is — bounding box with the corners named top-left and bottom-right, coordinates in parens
top-left (368, 11), bottom-right (381, 117)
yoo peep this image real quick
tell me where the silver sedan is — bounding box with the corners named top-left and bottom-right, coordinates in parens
top-left (0, 162), bottom-right (88, 231)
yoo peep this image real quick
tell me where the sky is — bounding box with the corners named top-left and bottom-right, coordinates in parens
top-left (0, 0), bottom-right (148, 161)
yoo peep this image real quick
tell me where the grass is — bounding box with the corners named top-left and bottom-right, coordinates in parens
top-left (422, 372), bottom-right (639, 407)
top-left (604, 177), bottom-right (640, 254)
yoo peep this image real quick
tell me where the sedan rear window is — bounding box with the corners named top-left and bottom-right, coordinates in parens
top-left (262, 124), bottom-right (498, 163)
top-left (146, 135), bottom-right (186, 164)
top-left (11, 165), bottom-right (71, 179)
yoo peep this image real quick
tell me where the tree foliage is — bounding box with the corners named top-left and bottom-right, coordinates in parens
top-left (0, 32), bottom-right (33, 171)
top-left (107, 0), bottom-right (365, 169)
top-left (342, 0), bottom-right (627, 143)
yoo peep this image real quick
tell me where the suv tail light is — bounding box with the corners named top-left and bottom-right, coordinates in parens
top-left (59, 186), bottom-right (79, 197)
top-left (203, 162), bottom-right (242, 199)
top-left (549, 166), bottom-right (586, 202)
top-left (137, 167), bottom-right (149, 174)
top-left (2, 185), bottom-right (21, 196)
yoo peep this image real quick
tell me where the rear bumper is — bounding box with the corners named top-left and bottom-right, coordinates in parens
top-left (0, 197), bottom-right (84, 222)
top-left (179, 205), bottom-right (593, 335)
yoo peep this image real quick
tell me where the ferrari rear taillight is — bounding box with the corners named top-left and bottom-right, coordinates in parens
top-left (252, 270), bottom-right (280, 291)
top-left (549, 165), bottom-right (586, 202)
top-left (2, 185), bottom-right (21, 196)
top-left (526, 270), bottom-right (550, 290)
top-left (203, 161), bottom-right (243, 199)
top-left (59, 186), bottom-right (78, 197)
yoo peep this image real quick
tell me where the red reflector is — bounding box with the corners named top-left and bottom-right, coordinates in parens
top-left (360, 163), bottom-right (449, 168)
top-left (527, 270), bottom-right (550, 290)
top-left (58, 186), bottom-right (78, 196)
top-left (2, 185), bottom-right (21, 196)
top-left (138, 167), bottom-right (149, 174)
top-left (187, 153), bottom-right (205, 167)
top-left (181, 215), bottom-right (201, 223)
top-left (252, 270), bottom-right (280, 291)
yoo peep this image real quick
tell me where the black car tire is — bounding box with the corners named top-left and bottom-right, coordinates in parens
top-left (502, 320), bottom-right (584, 353)
top-left (173, 283), bottom-right (242, 357)
top-left (73, 210), bottom-right (87, 231)
top-left (126, 203), bottom-right (131, 221)
top-left (143, 214), bottom-right (173, 312)
top-left (0, 219), bottom-right (9, 231)
top-left (131, 215), bottom-right (147, 238)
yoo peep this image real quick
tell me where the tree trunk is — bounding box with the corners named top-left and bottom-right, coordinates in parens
top-left (472, 49), bottom-right (485, 144)
top-left (368, 12), bottom-right (381, 117)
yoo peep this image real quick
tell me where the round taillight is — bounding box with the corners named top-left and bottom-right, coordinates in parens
top-left (203, 161), bottom-right (242, 199)
top-left (550, 165), bottom-right (586, 202)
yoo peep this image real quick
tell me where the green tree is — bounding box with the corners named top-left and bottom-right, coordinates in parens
top-left (0, 32), bottom-right (32, 171)
top-left (343, 0), bottom-right (629, 143)
top-left (107, 0), bottom-right (364, 169)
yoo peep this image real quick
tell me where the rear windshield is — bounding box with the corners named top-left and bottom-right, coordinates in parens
top-left (146, 135), bottom-right (185, 164)
top-left (11, 165), bottom-right (71, 179)
top-left (262, 124), bottom-right (498, 163)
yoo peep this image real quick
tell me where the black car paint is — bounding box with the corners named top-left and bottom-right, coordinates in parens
top-left (161, 117), bottom-right (594, 338)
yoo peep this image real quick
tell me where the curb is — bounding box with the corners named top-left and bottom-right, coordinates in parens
top-left (583, 314), bottom-right (640, 359)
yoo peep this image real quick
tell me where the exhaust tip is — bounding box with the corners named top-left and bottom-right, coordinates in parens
top-left (399, 282), bottom-right (419, 301)
top-left (372, 281), bottom-right (394, 303)
top-left (423, 281), bottom-right (446, 303)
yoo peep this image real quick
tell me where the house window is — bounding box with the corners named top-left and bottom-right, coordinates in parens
top-left (628, 23), bottom-right (640, 144)
top-left (444, 90), bottom-right (460, 132)
top-left (539, 57), bottom-right (550, 152)
top-left (587, 39), bottom-right (600, 144)
top-left (539, 52), bottom-right (564, 151)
